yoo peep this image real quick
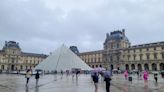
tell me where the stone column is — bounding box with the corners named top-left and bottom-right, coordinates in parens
top-left (157, 63), bottom-right (160, 71)
top-left (141, 64), bottom-right (144, 71)
top-left (135, 64), bottom-right (138, 70)
top-left (129, 64), bottom-right (131, 71)
top-left (149, 64), bottom-right (152, 71)
top-left (123, 64), bottom-right (126, 70)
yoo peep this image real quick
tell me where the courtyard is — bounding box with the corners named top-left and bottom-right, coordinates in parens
top-left (0, 73), bottom-right (164, 92)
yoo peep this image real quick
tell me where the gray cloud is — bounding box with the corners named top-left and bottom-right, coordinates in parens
top-left (0, 0), bottom-right (164, 54)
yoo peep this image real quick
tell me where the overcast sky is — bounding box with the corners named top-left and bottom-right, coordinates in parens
top-left (0, 0), bottom-right (164, 54)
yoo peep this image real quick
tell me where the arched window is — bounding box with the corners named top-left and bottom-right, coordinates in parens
top-left (1, 65), bottom-right (4, 70)
top-left (144, 63), bottom-right (149, 70)
top-left (92, 65), bottom-right (94, 68)
top-left (125, 64), bottom-right (129, 70)
top-left (131, 64), bottom-right (135, 70)
top-left (110, 64), bottom-right (113, 70)
top-left (152, 63), bottom-right (157, 71)
top-left (138, 64), bottom-right (142, 71)
top-left (20, 65), bottom-right (23, 70)
top-left (160, 63), bottom-right (164, 70)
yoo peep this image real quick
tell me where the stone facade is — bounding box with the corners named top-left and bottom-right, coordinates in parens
top-left (79, 50), bottom-right (104, 68)
top-left (0, 41), bottom-right (47, 71)
top-left (79, 29), bottom-right (164, 71)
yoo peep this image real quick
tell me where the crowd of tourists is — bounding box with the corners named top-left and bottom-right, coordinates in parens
top-left (23, 68), bottom-right (164, 92)
top-left (91, 69), bottom-right (112, 92)
top-left (91, 68), bottom-right (164, 92)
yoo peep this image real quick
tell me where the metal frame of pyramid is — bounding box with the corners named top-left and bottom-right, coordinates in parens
top-left (34, 45), bottom-right (92, 72)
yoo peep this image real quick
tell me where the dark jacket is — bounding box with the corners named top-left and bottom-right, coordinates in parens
top-left (104, 77), bottom-right (111, 84)
top-left (35, 73), bottom-right (40, 79)
top-left (92, 75), bottom-right (99, 83)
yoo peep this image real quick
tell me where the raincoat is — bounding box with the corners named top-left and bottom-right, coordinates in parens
top-left (143, 71), bottom-right (148, 80)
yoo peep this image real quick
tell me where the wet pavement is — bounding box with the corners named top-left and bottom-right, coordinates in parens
top-left (0, 73), bottom-right (164, 92)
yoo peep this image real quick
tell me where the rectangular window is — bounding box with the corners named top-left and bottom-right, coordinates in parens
top-left (154, 53), bottom-right (157, 59)
top-left (140, 54), bottom-right (142, 60)
top-left (12, 58), bottom-right (14, 63)
top-left (111, 44), bottom-right (113, 49)
top-left (147, 54), bottom-right (150, 60)
top-left (110, 56), bottom-right (113, 61)
top-left (117, 44), bottom-right (119, 48)
top-left (117, 56), bottom-right (120, 61)
top-left (128, 55), bottom-right (130, 61)
top-left (98, 58), bottom-right (100, 62)
top-left (162, 53), bottom-right (164, 59)
top-left (134, 49), bottom-right (136, 53)
top-left (133, 55), bottom-right (136, 60)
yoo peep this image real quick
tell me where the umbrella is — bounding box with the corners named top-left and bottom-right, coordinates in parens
top-left (104, 70), bottom-right (112, 77)
top-left (152, 71), bottom-right (159, 74)
top-left (92, 67), bottom-right (105, 73)
top-left (91, 67), bottom-right (105, 76)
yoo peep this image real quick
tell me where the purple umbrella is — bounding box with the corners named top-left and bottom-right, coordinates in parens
top-left (104, 70), bottom-right (112, 77)
top-left (91, 67), bottom-right (105, 76)
top-left (92, 67), bottom-right (105, 73)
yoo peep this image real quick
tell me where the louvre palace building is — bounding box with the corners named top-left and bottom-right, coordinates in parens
top-left (0, 41), bottom-right (47, 71)
top-left (79, 29), bottom-right (164, 71)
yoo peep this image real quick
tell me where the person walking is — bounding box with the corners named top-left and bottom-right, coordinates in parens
top-left (76, 70), bottom-right (80, 80)
top-left (35, 71), bottom-right (40, 86)
top-left (139, 71), bottom-right (142, 80)
top-left (143, 70), bottom-right (149, 86)
top-left (137, 71), bottom-right (139, 79)
top-left (124, 70), bottom-right (128, 80)
top-left (104, 73), bottom-right (112, 92)
top-left (154, 73), bottom-right (158, 84)
top-left (60, 70), bottom-right (63, 79)
top-left (92, 72), bottom-right (99, 92)
top-left (25, 69), bottom-right (32, 85)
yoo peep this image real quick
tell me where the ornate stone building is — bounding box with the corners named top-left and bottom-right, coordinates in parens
top-left (79, 29), bottom-right (164, 71)
top-left (0, 41), bottom-right (47, 71)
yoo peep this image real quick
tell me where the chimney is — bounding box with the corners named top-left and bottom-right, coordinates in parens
top-left (49, 52), bottom-right (52, 55)
top-left (5, 41), bottom-right (7, 46)
top-left (106, 33), bottom-right (110, 38)
top-left (122, 29), bottom-right (125, 36)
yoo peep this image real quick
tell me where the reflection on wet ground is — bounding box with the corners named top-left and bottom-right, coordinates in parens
top-left (0, 74), bottom-right (164, 92)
